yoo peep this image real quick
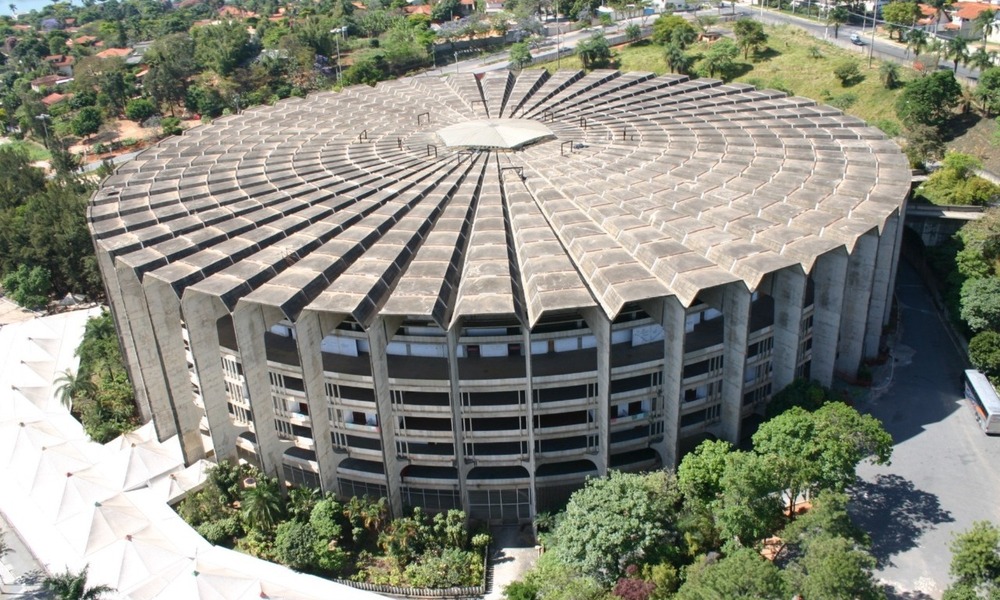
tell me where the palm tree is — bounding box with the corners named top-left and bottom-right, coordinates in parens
top-left (879, 62), bottom-right (900, 89)
top-left (43, 566), bottom-right (114, 600)
top-left (945, 35), bottom-right (969, 72)
top-left (240, 477), bottom-right (284, 531)
top-left (8, 4), bottom-right (15, 16)
top-left (969, 47), bottom-right (996, 71)
top-left (974, 8), bottom-right (997, 49)
top-left (906, 28), bottom-right (929, 59)
top-left (54, 369), bottom-right (95, 411)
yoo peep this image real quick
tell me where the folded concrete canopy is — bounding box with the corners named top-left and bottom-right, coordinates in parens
top-left (90, 70), bottom-right (910, 523)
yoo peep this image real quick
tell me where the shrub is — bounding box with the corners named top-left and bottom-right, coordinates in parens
top-left (873, 119), bottom-right (901, 137)
top-left (828, 92), bottom-right (858, 110)
top-left (808, 45), bottom-right (823, 59)
top-left (2, 265), bottom-right (51, 309)
top-left (124, 98), bottom-right (157, 122)
top-left (161, 117), bottom-right (183, 137)
top-left (970, 331), bottom-right (1000, 376)
top-left (833, 59), bottom-right (862, 86)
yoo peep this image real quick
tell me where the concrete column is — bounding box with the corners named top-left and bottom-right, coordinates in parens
top-left (114, 263), bottom-right (177, 441)
top-left (719, 284), bottom-right (751, 445)
top-left (366, 315), bottom-right (405, 518)
top-left (836, 231), bottom-right (878, 377)
top-left (296, 310), bottom-right (344, 494)
top-left (181, 291), bottom-right (239, 464)
top-left (772, 268), bottom-right (806, 392)
top-left (143, 277), bottom-right (206, 465)
top-left (445, 324), bottom-right (470, 516)
top-left (96, 250), bottom-right (153, 424)
top-left (581, 307), bottom-right (611, 476)
top-left (810, 250), bottom-right (849, 387)
top-left (865, 214), bottom-right (900, 357)
top-left (654, 297), bottom-right (685, 469)
top-left (232, 302), bottom-right (285, 479)
top-left (884, 207), bottom-right (906, 327)
top-left (522, 327), bottom-right (537, 520)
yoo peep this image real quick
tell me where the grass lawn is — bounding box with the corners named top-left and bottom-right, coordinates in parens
top-left (0, 138), bottom-right (51, 162)
top-left (534, 23), bottom-right (916, 134)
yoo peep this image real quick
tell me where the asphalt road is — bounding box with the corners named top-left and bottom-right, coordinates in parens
top-left (850, 261), bottom-right (1000, 599)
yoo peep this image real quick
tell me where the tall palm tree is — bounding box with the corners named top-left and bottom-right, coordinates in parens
top-left (8, 4), bottom-right (15, 16)
top-left (54, 369), bottom-right (95, 411)
top-left (969, 47), bottom-right (996, 71)
top-left (906, 28), bottom-right (929, 59)
top-left (974, 8), bottom-right (997, 49)
top-left (43, 566), bottom-right (114, 600)
top-left (945, 35), bottom-right (969, 72)
top-left (240, 477), bottom-right (284, 531)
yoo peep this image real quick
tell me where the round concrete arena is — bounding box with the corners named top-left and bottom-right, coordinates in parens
top-left (90, 69), bottom-right (910, 523)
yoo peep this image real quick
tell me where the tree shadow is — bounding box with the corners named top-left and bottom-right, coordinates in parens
top-left (849, 474), bottom-right (954, 568)
top-left (881, 584), bottom-right (936, 600)
top-left (942, 112), bottom-right (982, 143)
top-left (754, 46), bottom-right (781, 61)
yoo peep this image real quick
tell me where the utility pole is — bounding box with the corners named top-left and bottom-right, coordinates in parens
top-left (868, 12), bottom-right (877, 66)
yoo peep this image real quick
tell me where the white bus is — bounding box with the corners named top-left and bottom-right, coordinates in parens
top-left (964, 369), bottom-right (1000, 435)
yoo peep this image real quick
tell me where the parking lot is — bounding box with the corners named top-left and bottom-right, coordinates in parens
top-left (849, 262), bottom-right (1000, 599)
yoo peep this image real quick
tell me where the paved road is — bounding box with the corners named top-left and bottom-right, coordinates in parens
top-left (849, 261), bottom-right (1000, 599)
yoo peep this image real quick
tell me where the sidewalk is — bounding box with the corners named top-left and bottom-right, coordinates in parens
top-left (485, 525), bottom-right (539, 600)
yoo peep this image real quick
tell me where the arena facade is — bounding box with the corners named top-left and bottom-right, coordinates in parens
top-left (90, 70), bottom-right (910, 522)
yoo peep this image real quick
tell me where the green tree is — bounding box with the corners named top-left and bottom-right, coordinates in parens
top-left (969, 331), bottom-right (1000, 377)
top-left (976, 67), bottom-right (1000, 116)
top-left (945, 36), bottom-right (969, 72)
top-left (834, 59), bottom-right (862, 86)
top-left (946, 521), bottom-right (1000, 597)
top-left (71, 106), bottom-right (103, 141)
top-left (576, 33), bottom-right (612, 69)
top-left (896, 69), bottom-right (962, 127)
top-left (144, 33), bottom-right (197, 115)
top-left (733, 19), bottom-right (766, 60)
top-left (800, 402), bottom-right (893, 492)
top-left (675, 547), bottom-right (787, 600)
top-left (241, 477), bottom-right (285, 532)
top-left (880, 62), bottom-right (901, 89)
top-left (664, 41), bottom-right (694, 74)
top-left (550, 470), bottom-right (681, 583)
top-left (883, 1), bottom-right (921, 40)
top-left (124, 98), bottom-right (157, 122)
top-left (968, 48), bottom-right (996, 72)
top-left (523, 552), bottom-right (604, 600)
top-left (779, 491), bottom-right (868, 553)
top-left (677, 439), bottom-right (733, 505)
top-left (54, 368), bottom-right (95, 410)
top-left (827, 6), bottom-right (850, 38)
top-left (714, 450), bottom-right (783, 545)
top-left (962, 277), bottom-right (1000, 332)
top-left (0, 147), bottom-right (45, 208)
top-left (192, 20), bottom-right (253, 76)
top-left (651, 14), bottom-right (696, 46)
top-left (786, 535), bottom-right (883, 600)
top-left (625, 23), bottom-right (642, 43)
top-left (509, 41), bottom-right (533, 69)
top-left (42, 566), bottom-right (114, 600)
top-left (700, 38), bottom-right (739, 80)
top-left (974, 8), bottom-right (997, 48)
top-left (906, 27), bottom-right (929, 59)
top-left (274, 520), bottom-right (318, 571)
top-left (766, 378), bottom-right (837, 418)
top-left (751, 406), bottom-right (818, 517)
top-left (2, 265), bottom-right (52, 309)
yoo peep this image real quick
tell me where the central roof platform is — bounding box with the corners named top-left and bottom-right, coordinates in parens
top-left (436, 118), bottom-right (555, 150)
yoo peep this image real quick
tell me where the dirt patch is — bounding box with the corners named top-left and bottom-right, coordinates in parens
top-left (948, 114), bottom-right (1000, 175)
top-left (69, 117), bottom-right (201, 164)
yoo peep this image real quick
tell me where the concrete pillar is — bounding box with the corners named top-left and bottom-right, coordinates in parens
top-left (232, 302), bottom-right (285, 479)
top-left (653, 296), bottom-right (685, 469)
top-left (522, 326), bottom-right (537, 519)
top-left (772, 268), bottom-right (806, 392)
top-left (366, 315), bottom-right (405, 518)
top-left (96, 250), bottom-right (153, 424)
top-left (810, 250), bottom-right (849, 387)
top-left (143, 277), bottom-right (206, 465)
top-left (865, 214), bottom-right (901, 357)
top-left (296, 310), bottom-right (345, 494)
top-left (719, 284), bottom-right (751, 445)
top-left (581, 307), bottom-right (611, 476)
top-left (836, 231), bottom-right (878, 377)
top-left (181, 291), bottom-right (240, 464)
top-left (884, 207), bottom-right (906, 327)
top-left (114, 263), bottom-right (177, 441)
top-left (446, 324), bottom-right (470, 516)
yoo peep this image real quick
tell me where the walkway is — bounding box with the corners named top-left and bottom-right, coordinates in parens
top-left (485, 526), bottom-right (539, 600)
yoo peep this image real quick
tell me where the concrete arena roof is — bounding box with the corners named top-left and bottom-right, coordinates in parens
top-left (90, 69), bottom-right (910, 329)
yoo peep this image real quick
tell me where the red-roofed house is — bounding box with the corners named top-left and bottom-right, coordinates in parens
top-left (44, 54), bottom-right (75, 76)
top-left (41, 92), bottom-right (71, 107)
top-left (30, 74), bottom-right (73, 93)
top-left (916, 3), bottom-right (951, 32)
top-left (946, 1), bottom-right (1000, 42)
top-left (69, 35), bottom-right (98, 47)
top-left (218, 5), bottom-right (257, 18)
top-left (95, 47), bottom-right (132, 59)
top-left (404, 4), bottom-right (432, 15)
